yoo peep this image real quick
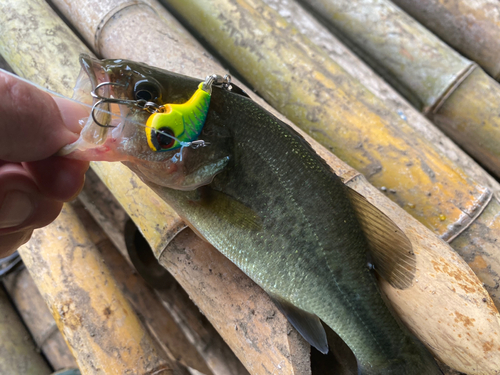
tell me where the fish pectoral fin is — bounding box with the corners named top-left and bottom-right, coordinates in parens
top-left (346, 186), bottom-right (416, 290)
top-left (269, 293), bottom-right (328, 354)
top-left (198, 187), bottom-right (262, 231)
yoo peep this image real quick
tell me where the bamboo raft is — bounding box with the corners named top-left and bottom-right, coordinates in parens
top-left (1, 0), bottom-right (500, 374)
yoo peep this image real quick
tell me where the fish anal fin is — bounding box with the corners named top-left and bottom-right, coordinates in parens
top-left (345, 186), bottom-right (416, 290)
top-left (197, 187), bottom-right (263, 231)
top-left (270, 293), bottom-right (329, 354)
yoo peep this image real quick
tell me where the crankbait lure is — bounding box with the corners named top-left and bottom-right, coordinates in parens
top-left (143, 74), bottom-right (233, 153)
top-left (88, 73), bottom-right (235, 160)
top-left (145, 81), bottom-right (211, 152)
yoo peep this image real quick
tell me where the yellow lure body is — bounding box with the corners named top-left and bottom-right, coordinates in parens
top-left (146, 82), bottom-right (211, 151)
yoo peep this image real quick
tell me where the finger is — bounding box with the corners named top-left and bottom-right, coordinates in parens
top-left (0, 71), bottom-right (88, 162)
top-left (23, 157), bottom-right (89, 201)
top-left (0, 230), bottom-right (32, 258)
top-left (0, 164), bottom-right (63, 233)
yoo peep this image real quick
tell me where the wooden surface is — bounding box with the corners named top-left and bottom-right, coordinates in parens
top-left (20, 0), bottom-right (500, 372)
top-left (79, 170), bottom-right (259, 375)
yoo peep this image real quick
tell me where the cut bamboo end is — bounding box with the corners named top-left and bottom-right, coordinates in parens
top-left (392, 0), bottom-right (500, 80)
top-left (0, 285), bottom-right (53, 375)
top-left (19, 204), bottom-right (176, 375)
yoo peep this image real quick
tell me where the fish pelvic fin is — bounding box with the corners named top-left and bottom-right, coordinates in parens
top-left (345, 187), bottom-right (416, 290)
top-left (269, 293), bottom-right (328, 354)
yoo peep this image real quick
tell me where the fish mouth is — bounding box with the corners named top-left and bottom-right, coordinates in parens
top-left (61, 54), bottom-right (133, 161)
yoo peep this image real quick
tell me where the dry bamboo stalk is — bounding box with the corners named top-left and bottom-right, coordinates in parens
top-left (429, 68), bottom-right (500, 177)
top-left (2, 269), bottom-right (79, 370)
top-left (90, 162), bottom-right (312, 375)
top-left (300, 0), bottom-right (500, 178)
top-left (0, 285), bottom-right (52, 375)
top-left (18, 204), bottom-right (178, 375)
top-left (391, 0), bottom-right (500, 80)
top-left (160, 0), bottom-right (487, 241)
top-left (29, 0), bottom-right (500, 372)
top-left (261, 0), bottom-right (500, 193)
top-left (77, 169), bottom-right (129, 257)
top-left (70, 200), bottom-right (215, 375)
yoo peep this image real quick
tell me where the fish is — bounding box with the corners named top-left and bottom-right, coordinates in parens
top-left (61, 54), bottom-right (442, 374)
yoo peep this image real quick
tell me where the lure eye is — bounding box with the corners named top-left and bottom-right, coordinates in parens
top-left (155, 127), bottom-right (176, 150)
top-left (134, 80), bottom-right (160, 102)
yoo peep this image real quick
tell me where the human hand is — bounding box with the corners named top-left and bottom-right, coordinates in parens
top-left (0, 71), bottom-right (89, 257)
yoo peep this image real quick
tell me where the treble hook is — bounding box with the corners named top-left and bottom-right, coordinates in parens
top-left (91, 81), bottom-right (167, 128)
top-left (91, 82), bottom-right (129, 128)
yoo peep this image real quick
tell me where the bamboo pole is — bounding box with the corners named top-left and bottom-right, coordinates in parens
top-left (298, 0), bottom-right (500, 178)
top-left (89, 162), bottom-right (313, 375)
top-left (391, 0), bottom-right (500, 80)
top-left (2, 269), bottom-right (79, 370)
top-left (261, 0), bottom-right (500, 193)
top-left (18, 204), bottom-right (178, 375)
top-left (70, 200), bottom-right (216, 375)
top-left (0, 285), bottom-right (52, 375)
top-left (3, 0), bottom-right (500, 373)
top-left (49, 0), bottom-right (500, 369)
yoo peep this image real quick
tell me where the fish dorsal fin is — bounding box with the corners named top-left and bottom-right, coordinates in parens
top-left (345, 186), bottom-right (416, 290)
top-left (270, 293), bottom-right (329, 354)
top-left (197, 187), bottom-right (262, 231)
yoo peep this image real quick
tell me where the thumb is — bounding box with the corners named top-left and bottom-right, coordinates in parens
top-left (0, 71), bottom-right (87, 162)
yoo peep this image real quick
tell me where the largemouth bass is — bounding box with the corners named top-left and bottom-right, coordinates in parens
top-left (62, 55), bottom-right (442, 374)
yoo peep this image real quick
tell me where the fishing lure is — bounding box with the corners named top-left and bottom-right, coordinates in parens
top-left (89, 73), bottom-right (236, 160)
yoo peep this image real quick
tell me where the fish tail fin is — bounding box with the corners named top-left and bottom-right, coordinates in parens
top-left (358, 337), bottom-right (443, 375)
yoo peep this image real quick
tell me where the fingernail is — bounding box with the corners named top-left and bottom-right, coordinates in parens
top-left (0, 191), bottom-right (34, 229)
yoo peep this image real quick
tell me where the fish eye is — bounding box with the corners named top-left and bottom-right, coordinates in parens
top-left (155, 127), bottom-right (175, 150)
top-left (134, 80), bottom-right (160, 102)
